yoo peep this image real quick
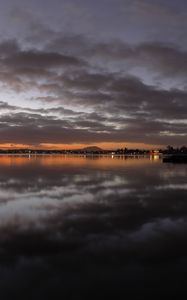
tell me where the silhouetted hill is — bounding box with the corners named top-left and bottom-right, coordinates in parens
top-left (82, 146), bottom-right (103, 152)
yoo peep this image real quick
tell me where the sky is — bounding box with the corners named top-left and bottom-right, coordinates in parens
top-left (0, 0), bottom-right (186, 149)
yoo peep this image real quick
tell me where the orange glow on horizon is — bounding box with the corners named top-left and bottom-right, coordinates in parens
top-left (0, 142), bottom-right (163, 150)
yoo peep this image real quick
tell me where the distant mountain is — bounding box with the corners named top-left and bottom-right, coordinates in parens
top-left (81, 146), bottom-right (103, 152)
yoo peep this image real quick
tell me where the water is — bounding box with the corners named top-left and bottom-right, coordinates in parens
top-left (0, 155), bottom-right (186, 299)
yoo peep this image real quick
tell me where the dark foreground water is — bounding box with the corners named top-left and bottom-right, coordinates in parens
top-left (0, 155), bottom-right (187, 299)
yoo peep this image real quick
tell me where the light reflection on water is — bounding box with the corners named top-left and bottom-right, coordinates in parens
top-left (0, 155), bottom-right (186, 299)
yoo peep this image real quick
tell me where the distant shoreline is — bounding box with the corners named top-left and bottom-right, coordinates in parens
top-left (0, 146), bottom-right (185, 157)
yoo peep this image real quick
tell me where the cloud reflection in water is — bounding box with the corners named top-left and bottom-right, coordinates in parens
top-left (0, 155), bottom-right (186, 299)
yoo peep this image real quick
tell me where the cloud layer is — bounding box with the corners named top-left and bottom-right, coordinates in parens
top-left (0, 0), bottom-right (186, 147)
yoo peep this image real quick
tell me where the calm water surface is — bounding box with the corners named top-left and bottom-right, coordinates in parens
top-left (0, 155), bottom-right (186, 299)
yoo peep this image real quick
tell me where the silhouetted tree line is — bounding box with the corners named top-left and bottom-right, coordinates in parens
top-left (0, 146), bottom-right (186, 155)
top-left (163, 146), bottom-right (187, 154)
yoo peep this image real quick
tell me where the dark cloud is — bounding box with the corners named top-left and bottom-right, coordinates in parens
top-left (46, 34), bottom-right (187, 79)
top-left (0, 104), bottom-right (186, 145)
top-left (0, 42), bottom-right (187, 146)
top-left (4, 50), bottom-right (84, 69)
top-left (0, 39), bottom-right (86, 92)
top-left (0, 2), bottom-right (186, 146)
